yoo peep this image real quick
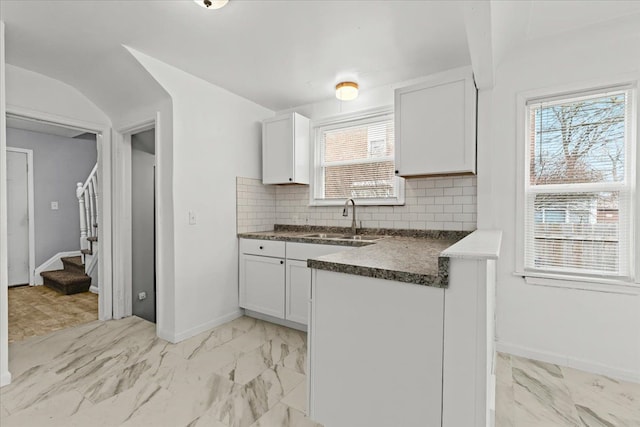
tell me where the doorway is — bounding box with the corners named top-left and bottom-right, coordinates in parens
top-left (6, 147), bottom-right (34, 287)
top-left (5, 117), bottom-right (100, 342)
top-left (131, 128), bottom-right (156, 323)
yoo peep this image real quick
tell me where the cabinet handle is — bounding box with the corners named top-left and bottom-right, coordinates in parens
top-left (280, 260), bottom-right (284, 264)
top-left (259, 246), bottom-right (264, 250)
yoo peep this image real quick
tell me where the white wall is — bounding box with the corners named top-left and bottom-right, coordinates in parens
top-left (127, 48), bottom-right (273, 341)
top-left (6, 65), bottom-right (108, 127)
top-left (7, 128), bottom-right (97, 266)
top-left (0, 21), bottom-right (12, 387)
top-left (480, 22), bottom-right (640, 381)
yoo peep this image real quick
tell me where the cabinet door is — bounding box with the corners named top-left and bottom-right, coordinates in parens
top-left (285, 260), bottom-right (311, 325)
top-left (239, 254), bottom-right (285, 318)
top-left (263, 115), bottom-right (293, 184)
top-left (395, 67), bottom-right (476, 176)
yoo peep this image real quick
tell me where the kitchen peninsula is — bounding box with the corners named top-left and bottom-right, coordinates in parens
top-left (238, 226), bottom-right (502, 427)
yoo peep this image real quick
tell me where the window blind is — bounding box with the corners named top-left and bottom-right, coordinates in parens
top-left (524, 89), bottom-right (633, 278)
top-left (318, 115), bottom-right (397, 200)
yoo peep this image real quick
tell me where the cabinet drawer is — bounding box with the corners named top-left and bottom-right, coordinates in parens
top-left (240, 238), bottom-right (286, 258)
top-left (286, 242), bottom-right (353, 261)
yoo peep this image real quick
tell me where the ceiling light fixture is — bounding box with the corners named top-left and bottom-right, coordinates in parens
top-left (194, 0), bottom-right (229, 10)
top-left (335, 82), bottom-right (359, 101)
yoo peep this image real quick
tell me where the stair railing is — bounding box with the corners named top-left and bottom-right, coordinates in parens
top-left (76, 164), bottom-right (98, 250)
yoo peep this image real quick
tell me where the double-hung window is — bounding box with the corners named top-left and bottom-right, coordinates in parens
top-left (311, 109), bottom-right (404, 205)
top-left (524, 87), bottom-right (635, 279)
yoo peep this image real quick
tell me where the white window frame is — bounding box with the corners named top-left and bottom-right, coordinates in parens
top-left (309, 107), bottom-right (405, 206)
top-left (515, 78), bottom-right (640, 290)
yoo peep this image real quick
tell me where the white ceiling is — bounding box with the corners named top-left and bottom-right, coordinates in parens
top-left (1, 1), bottom-right (639, 118)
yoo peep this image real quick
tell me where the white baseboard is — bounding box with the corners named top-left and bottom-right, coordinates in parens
top-left (496, 341), bottom-right (640, 383)
top-left (34, 251), bottom-right (82, 285)
top-left (244, 309), bottom-right (307, 332)
top-left (1, 371), bottom-right (12, 387)
top-left (89, 285), bottom-right (99, 294)
top-left (86, 248), bottom-right (99, 285)
top-left (158, 310), bottom-right (244, 344)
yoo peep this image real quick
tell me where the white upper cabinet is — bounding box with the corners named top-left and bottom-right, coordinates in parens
top-left (394, 67), bottom-right (477, 177)
top-left (262, 112), bottom-right (310, 184)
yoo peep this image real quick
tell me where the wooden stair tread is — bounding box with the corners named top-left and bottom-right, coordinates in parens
top-left (81, 249), bottom-right (93, 255)
top-left (41, 270), bottom-right (91, 285)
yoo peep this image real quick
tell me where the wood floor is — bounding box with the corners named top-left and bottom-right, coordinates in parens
top-left (8, 285), bottom-right (98, 343)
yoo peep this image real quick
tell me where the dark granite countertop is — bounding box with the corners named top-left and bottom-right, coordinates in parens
top-left (238, 225), bottom-right (468, 288)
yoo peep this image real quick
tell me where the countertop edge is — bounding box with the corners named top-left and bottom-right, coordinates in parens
top-left (237, 233), bottom-right (372, 247)
top-left (440, 230), bottom-right (502, 260)
top-left (307, 259), bottom-right (447, 288)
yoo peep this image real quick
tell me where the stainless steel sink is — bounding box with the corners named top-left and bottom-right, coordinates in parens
top-left (302, 233), bottom-right (346, 239)
top-left (302, 233), bottom-right (383, 241)
top-left (341, 235), bottom-right (382, 241)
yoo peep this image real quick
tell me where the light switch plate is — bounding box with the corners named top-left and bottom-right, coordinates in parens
top-left (51, 201), bottom-right (59, 210)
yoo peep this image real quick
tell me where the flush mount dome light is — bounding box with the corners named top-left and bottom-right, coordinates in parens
top-left (335, 82), bottom-right (359, 101)
top-left (194, 0), bottom-right (229, 9)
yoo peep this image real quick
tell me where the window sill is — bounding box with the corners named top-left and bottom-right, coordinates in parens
top-left (513, 271), bottom-right (640, 295)
top-left (308, 198), bottom-right (405, 207)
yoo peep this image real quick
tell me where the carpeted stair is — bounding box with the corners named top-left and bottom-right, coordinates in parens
top-left (41, 256), bottom-right (91, 295)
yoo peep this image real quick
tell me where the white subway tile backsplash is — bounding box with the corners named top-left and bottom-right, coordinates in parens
top-left (236, 177), bottom-right (276, 233)
top-left (237, 175), bottom-right (477, 232)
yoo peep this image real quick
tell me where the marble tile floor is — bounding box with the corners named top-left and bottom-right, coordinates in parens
top-left (495, 352), bottom-right (640, 427)
top-left (1, 316), bottom-right (320, 427)
top-left (1, 315), bottom-right (638, 427)
top-left (8, 285), bottom-right (98, 343)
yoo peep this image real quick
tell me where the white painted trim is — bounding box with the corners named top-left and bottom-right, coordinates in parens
top-left (514, 74), bottom-right (640, 281)
top-left (495, 341), bottom-right (640, 384)
top-left (158, 309), bottom-right (243, 344)
top-left (0, 371), bottom-right (11, 387)
top-left (89, 285), bottom-right (99, 294)
top-left (514, 271), bottom-right (640, 295)
top-left (1, 20), bottom-right (10, 388)
top-left (6, 105), bottom-right (104, 135)
top-left (244, 309), bottom-right (307, 332)
top-left (6, 146), bottom-right (35, 285)
top-left (33, 250), bottom-right (81, 285)
top-left (113, 117), bottom-right (155, 321)
top-left (86, 248), bottom-right (99, 275)
top-left (309, 107), bottom-right (406, 206)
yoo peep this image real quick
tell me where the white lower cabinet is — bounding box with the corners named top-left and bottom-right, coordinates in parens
top-left (285, 260), bottom-right (311, 324)
top-left (239, 254), bottom-right (285, 318)
top-left (239, 239), bottom-right (354, 327)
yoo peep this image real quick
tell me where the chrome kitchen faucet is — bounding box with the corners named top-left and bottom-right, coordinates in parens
top-left (343, 198), bottom-right (357, 235)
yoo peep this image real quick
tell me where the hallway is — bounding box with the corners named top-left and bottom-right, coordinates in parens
top-left (8, 285), bottom-right (97, 343)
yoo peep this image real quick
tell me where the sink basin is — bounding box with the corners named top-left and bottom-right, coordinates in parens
top-left (302, 233), bottom-right (383, 241)
top-left (341, 235), bottom-right (382, 241)
top-left (303, 233), bottom-right (346, 239)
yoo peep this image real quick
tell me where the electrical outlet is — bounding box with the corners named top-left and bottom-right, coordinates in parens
top-left (51, 201), bottom-right (59, 210)
top-left (138, 292), bottom-right (147, 301)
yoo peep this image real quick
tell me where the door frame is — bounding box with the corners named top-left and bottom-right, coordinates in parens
top-left (5, 146), bottom-right (35, 286)
top-left (113, 116), bottom-right (158, 321)
top-left (5, 106), bottom-right (113, 321)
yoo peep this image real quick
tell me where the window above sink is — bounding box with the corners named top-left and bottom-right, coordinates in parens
top-left (310, 107), bottom-right (405, 207)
